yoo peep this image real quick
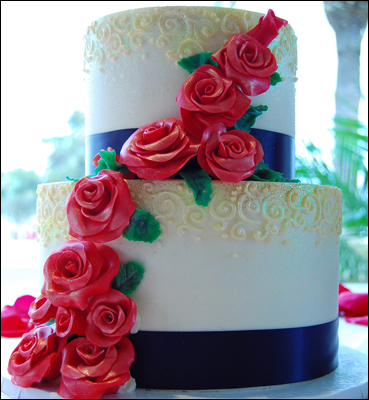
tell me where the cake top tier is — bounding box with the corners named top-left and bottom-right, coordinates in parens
top-left (83, 6), bottom-right (297, 138)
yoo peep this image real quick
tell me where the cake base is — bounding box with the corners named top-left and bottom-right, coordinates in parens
top-left (1, 346), bottom-right (367, 399)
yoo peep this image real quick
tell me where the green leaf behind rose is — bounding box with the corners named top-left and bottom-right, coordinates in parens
top-left (36, 318), bottom-right (56, 327)
top-left (270, 72), bottom-right (282, 86)
top-left (112, 261), bottom-right (145, 296)
top-left (94, 150), bottom-right (129, 176)
top-left (179, 169), bottom-right (213, 207)
top-left (66, 176), bottom-right (82, 182)
top-left (66, 149), bottom-right (128, 181)
top-left (177, 52), bottom-right (219, 74)
top-left (234, 105), bottom-right (268, 132)
top-left (123, 208), bottom-right (161, 243)
top-left (247, 159), bottom-right (300, 183)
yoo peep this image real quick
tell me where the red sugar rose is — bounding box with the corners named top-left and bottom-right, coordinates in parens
top-left (86, 289), bottom-right (137, 347)
top-left (212, 9), bottom-right (287, 96)
top-left (58, 336), bottom-right (134, 399)
top-left (120, 118), bottom-right (198, 180)
top-left (56, 307), bottom-right (87, 338)
top-left (212, 34), bottom-right (277, 96)
top-left (176, 64), bottom-right (251, 140)
top-left (198, 123), bottom-right (264, 183)
top-left (66, 169), bottom-right (135, 243)
top-left (41, 241), bottom-right (120, 311)
top-left (8, 325), bottom-right (65, 387)
top-left (28, 295), bottom-right (57, 326)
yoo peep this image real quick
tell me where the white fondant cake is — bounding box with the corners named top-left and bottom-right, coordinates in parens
top-left (83, 6), bottom-right (297, 137)
top-left (7, 6), bottom-right (342, 398)
top-left (37, 180), bottom-right (341, 332)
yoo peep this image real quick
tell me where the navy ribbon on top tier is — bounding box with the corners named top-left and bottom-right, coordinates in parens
top-left (86, 128), bottom-right (138, 175)
top-left (128, 318), bottom-right (339, 390)
top-left (86, 128), bottom-right (295, 178)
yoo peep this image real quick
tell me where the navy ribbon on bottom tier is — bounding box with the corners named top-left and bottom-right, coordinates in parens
top-left (128, 317), bottom-right (339, 390)
top-left (86, 128), bottom-right (295, 178)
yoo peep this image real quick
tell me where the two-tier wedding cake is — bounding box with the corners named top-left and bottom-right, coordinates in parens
top-left (7, 6), bottom-right (342, 399)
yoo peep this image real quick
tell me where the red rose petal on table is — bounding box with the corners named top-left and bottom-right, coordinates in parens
top-left (1, 295), bottom-right (35, 338)
top-left (339, 284), bottom-right (368, 326)
top-left (339, 291), bottom-right (368, 318)
top-left (345, 316), bottom-right (368, 326)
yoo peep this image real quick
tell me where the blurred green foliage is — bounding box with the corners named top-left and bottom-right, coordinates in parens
top-left (1, 169), bottom-right (41, 223)
top-left (296, 118), bottom-right (368, 282)
top-left (1, 111), bottom-right (85, 224)
top-left (43, 110), bottom-right (85, 183)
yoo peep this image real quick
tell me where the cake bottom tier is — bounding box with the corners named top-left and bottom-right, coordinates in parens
top-left (128, 319), bottom-right (339, 390)
top-left (36, 180), bottom-right (342, 390)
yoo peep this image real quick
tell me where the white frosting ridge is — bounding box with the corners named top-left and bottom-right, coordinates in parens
top-left (84, 6), bottom-right (297, 138)
top-left (37, 180), bottom-right (341, 332)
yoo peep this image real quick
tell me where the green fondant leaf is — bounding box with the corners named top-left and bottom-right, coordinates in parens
top-left (123, 208), bottom-right (161, 243)
top-left (177, 52), bottom-right (219, 74)
top-left (270, 72), bottom-right (282, 86)
top-left (248, 159), bottom-right (300, 183)
top-left (94, 150), bottom-right (129, 176)
top-left (179, 169), bottom-right (213, 207)
top-left (112, 261), bottom-right (145, 296)
top-left (234, 105), bottom-right (268, 132)
top-left (66, 174), bottom-right (96, 181)
top-left (66, 176), bottom-right (80, 182)
top-left (253, 159), bottom-right (269, 173)
top-left (36, 318), bottom-right (56, 327)
top-left (66, 150), bottom-right (128, 181)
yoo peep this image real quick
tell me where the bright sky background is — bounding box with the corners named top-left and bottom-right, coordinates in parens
top-left (1, 1), bottom-right (368, 177)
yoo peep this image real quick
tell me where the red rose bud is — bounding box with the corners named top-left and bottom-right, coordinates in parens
top-left (247, 9), bottom-right (288, 47)
top-left (66, 169), bottom-right (135, 243)
top-left (120, 118), bottom-right (198, 180)
top-left (176, 65), bottom-right (251, 140)
top-left (92, 147), bottom-right (117, 167)
top-left (28, 295), bottom-right (57, 326)
top-left (198, 123), bottom-right (264, 183)
top-left (41, 241), bottom-right (120, 311)
top-left (8, 325), bottom-right (65, 387)
top-left (212, 34), bottom-right (278, 96)
top-left (58, 336), bottom-right (134, 399)
top-left (86, 289), bottom-right (137, 347)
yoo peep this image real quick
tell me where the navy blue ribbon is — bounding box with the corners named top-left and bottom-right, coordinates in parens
top-left (86, 128), bottom-right (295, 178)
top-left (128, 317), bottom-right (339, 390)
top-left (85, 128), bottom-right (137, 175)
top-left (250, 128), bottom-right (295, 179)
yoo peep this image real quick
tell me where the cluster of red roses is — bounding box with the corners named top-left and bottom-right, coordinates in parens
top-left (8, 240), bottom-right (137, 399)
top-left (120, 10), bottom-right (287, 183)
